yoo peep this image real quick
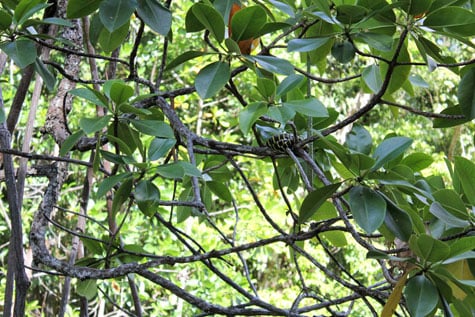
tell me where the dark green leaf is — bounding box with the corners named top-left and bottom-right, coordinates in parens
top-left (135, 180), bottom-right (160, 217)
top-left (69, 87), bottom-right (108, 108)
top-left (59, 130), bottom-right (84, 156)
top-left (0, 39), bottom-right (37, 68)
top-left (433, 105), bottom-right (469, 128)
top-left (400, 153), bottom-right (433, 171)
top-left (345, 125), bottom-right (372, 155)
top-left (239, 102), bottom-right (267, 135)
top-left (433, 189), bottom-right (469, 220)
top-left (380, 39), bottom-right (411, 95)
top-left (98, 20), bottom-right (130, 52)
top-left (207, 181), bottom-right (233, 202)
top-left (410, 233), bottom-right (450, 262)
top-left (336, 5), bottom-right (368, 24)
top-left (0, 9), bottom-right (12, 30)
top-left (429, 202), bottom-right (470, 228)
top-left (424, 7), bottom-right (475, 36)
top-left (371, 136), bottom-right (413, 171)
top-left (454, 156), bottom-right (475, 205)
top-left (331, 41), bottom-right (355, 63)
top-left (34, 58), bottom-right (55, 91)
top-left (111, 177), bottom-right (133, 217)
top-left (109, 81), bottom-right (134, 105)
top-left (276, 74), bottom-right (305, 97)
top-left (349, 186), bottom-right (386, 233)
top-left (404, 275), bottom-right (439, 317)
top-left (99, 0), bottom-right (137, 32)
top-left (381, 194), bottom-right (413, 241)
top-left (67, 0), bottom-right (102, 18)
top-left (457, 67), bottom-right (475, 119)
top-left (299, 183), bottom-right (341, 224)
top-left (287, 37), bottom-right (330, 52)
top-left (246, 55), bottom-right (294, 75)
top-left (256, 77), bottom-right (276, 100)
top-left (148, 138), bottom-right (176, 161)
top-left (14, 0), bottom-right (48, 25)
top-left (106, 134), bottom-right (134, 156)
top-left (191, 3), bottom-right (225, 43)
top-left (156, 161), bottom-right (201, 179)
top-left (137, 0), bottom-right (171, 35)
top-left (96, 173), bottom-right (133, 198)
top-left (195, 61), bottom-right (230, 99)
top-left (230, 5), bottom-right (267, 41)
top-left (165, 51), bottom-right (210, 71)
top-left (79, 115), bottom-right (112, 135)
top-left (449, 237), bottom-right (475, 258)
top-left (283, 98), bottom-right (328, 117)
top-left (129, 119), bottom-right (174, 138)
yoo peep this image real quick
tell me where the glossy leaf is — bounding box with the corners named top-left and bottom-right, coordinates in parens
top-left (362, 64), bottom-right (382, 93)
top-left (454, 156), bottom-right (475, 205)
top-left (69, 87), bottom-right (108, 108)
top-left (148, 138), bottom-right (176, 161)
top-left (129, 119), bottom-right (174, 138)
top-left (457, 67), bottom-right (475, 119)
top-left (137, 0), bottom-right (171, 35)
top-left (276, 74), bottom-right (305, 97)
top-left (230, 5), bottom-right (266, 41)
top-left (0, 39), bottom-right (37, 68)
top-left (247, 55), bottom-right (294, 75)
top-left (433, 189), bottom-right (469, 221)
top-left (410, 234), bottom-right (450, 263)
top-left (99, 0), bottom-right (137, 32)
top-left (14, 0), bottom-right (48, 25)
top-left (239, 102), bottom-right (267, 135)
top-left (429, 202), bottom-right (470, 228)
top-left (283, 98), bottom-right (328, 118)
top-left (79, 115), bottom-right (112, 135)
top-left (67, 0), bottom-right (102, 18)
top-left (349, 186), bottom-right (386, 233)
top-left (371, 136), bottom-right (413, 171)
top-left (345, 125), bottom-right (372, 155)
top-left (404, 275), bottom-right (439, 317)
top-left (288, 37), bottom-right (331, 52)
top-left (195, 61), bottom-right (230, 99)
top-left (191, 3), bottom-right (225, 43)
top-left (448, 237), bottom-right (475, 258)
top-left (299, 183), bottom-right (341, 224)
top-left (135, 180), bottom-right (160, 216)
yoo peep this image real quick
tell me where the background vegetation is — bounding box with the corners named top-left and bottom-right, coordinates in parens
top-left (1, 0), bottom-right (475, 316)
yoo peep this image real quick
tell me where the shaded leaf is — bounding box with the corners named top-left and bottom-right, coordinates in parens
top-left (349, 186), bottom-right (386, 233)
top-left (137, 0), bottom-right (171, 35)
top-left (345, 125), bottom-right (372, 155)
top-left (0, 39), bottom-right (37, 68)
top-left (59, 130), bottom-right (84, 156)
top-left (404, 275), bottom-right (439, 317)
top-left (371, 136), bottom-right (413, 171)
top-left (148, 138), bottom-right (176, 161)
top-left (195, 61), bottom-right (230, 99)
top-left (457, 67), bottom-right (475, 119)
top-left (299, 183), bottom-right (341, 224)
top-left (129, 119), bottom-right (174, 138)
top-left (67, 0), bottom-right (102, 18)
top-left (288, 37), bottom-right (330, 52)
top-left (79, 115), bottom-right (112, 135)
top-left (230, 5), bottom-right (267, 41)
top-left (362, 64), bottom-right (382, 93)
top-left (191, 3), bottom-right (225, 43)
top-left (99, 0), bottom-right (137, 32)
top-left (429, 202), bottom-right (470, 228)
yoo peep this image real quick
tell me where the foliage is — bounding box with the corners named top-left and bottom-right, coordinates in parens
top-left (1, 0), bottom-right (475, 316)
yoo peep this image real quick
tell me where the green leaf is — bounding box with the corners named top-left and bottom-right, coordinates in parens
top-left (191, 3), bottom-right (225, 43)
top-left (349, 186), bottom-right (386, 233)
top-left (433, 189), bottom-right (469, 221)
top-left (404, 275), bottom-right (439, 317)
top-left (299, 183), bottom-right (341, 224)
top-left (98, 20), bottom-right (130, 52)
top-left (411, 234), bottom-right (450, 262)
top-left (433, 105), bottom-right (469, 128)
top-left (0, 39), bottom-right (37, 68)
top-left (424, 7), bottom-right (475, 36)
top-left (77, 279), bottom-right (98, 300)
top-left (230, 5), bottom-right (267, 41)
top-left (371, 136), bottom-right (413, 171)
top-left (454, 156), bottom-right (475, 205)
top-left (362, 64), bottom-right (382, 93)
top-left (239, 102), bottom-right (267, 135)
top-left (0, 9), bottom-right (12, 30)
top-left (331, 41), bottom-right (355, 63)
top-left (129, 119), bottom-right (174, 138)
top-left (457, 67), bottom-right (475, 119)
top-left (400, 153), bottom-right (433, 171)
top-left (136, 0), bottom-right (171, 35)
top-left (206, 181), bottom-right (233, 202)
top-left (287, 37), bottom-right (331, 52)
top-left (79, 115), bottom-right (112, 135)
top-left (96, 173), bottom-right (133, 198)
top-left (34, 58), bottom-right (55, 92)
top-left (320, 231), bottom-right (347, 247)
top-left (99, 0), bottom-right (137, 32)
top-left (109, 81), bottom-right (134, 105)
top-left (449, 237), bottom-right (475, 258)
top-left (246, 55), bottom-right (294, 75)
top-left (59, 130), bottom-right (84, 156)
top-left (357, 32), bottom-right (393, 51)
top-left (429, 202), bottom-right (470, 228)
top-left (345, 125), bottom-right (372, 155)
top-left (382, 194), bottom-right (413, 241)
top-left (135, 180), bottom-right (160, 217)
top-left (256, 77), bottom-right (276, 100)
top-left (165, 51), bottom-right (209, 71)
top-left (380, 39), bottom-right (411, 95)
top-left (195, 61), bottom-right (230, 99)
top-left (67, 0), bottom-right (102, 18)
top-left (148, 138), bottom-right (176, 161)
top-left (0, 108), bottom-right (5, 124)
top-left (111, 177), bottom-right (133, 217)
top-left (336, 5), bottom-right (368, 24)
top-left (156, 161), bottom-right (201, 179)
top-left (283, 98), bottom-right (328, 117)
top-left (69, 87), bottom-right (108, 108)
top-left (276, 74), bottom-right (305, 98)
top-left (14, 0), bottom-right (48, 25)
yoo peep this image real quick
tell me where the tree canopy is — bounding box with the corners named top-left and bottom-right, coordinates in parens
top-left (1, 0), bottom-right (475, 316)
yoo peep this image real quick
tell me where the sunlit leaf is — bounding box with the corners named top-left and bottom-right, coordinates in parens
top-left (299, 183), bottom-right (341, 224)
top-left (371, 137), bottom-right (413, 171)
top-left (239, 102), bottom-right (267, 135)
top-left (195, 61), bottom-right (230, 99)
